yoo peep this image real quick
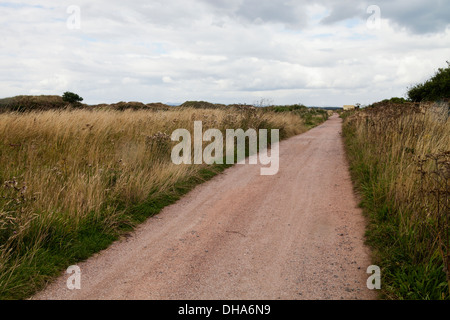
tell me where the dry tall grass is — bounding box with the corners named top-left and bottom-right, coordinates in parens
top-left (0, 106), bottom-right (312, 299)
top-left (343, 102), bottom-right (450, 299)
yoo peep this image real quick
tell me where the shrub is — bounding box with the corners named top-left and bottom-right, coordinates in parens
top-left (62, 92), bottom-right (83, 104)
top-left (407, 62), bottom-right (450, 102)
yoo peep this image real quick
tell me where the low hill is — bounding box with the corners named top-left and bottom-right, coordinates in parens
top-left (0, 95), bottom-right (68, 112)
top-left (0, 96), bottom-right (174, 112)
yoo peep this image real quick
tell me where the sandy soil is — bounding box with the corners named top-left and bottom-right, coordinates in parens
top-left (33, 114), bottom-right (377, 300)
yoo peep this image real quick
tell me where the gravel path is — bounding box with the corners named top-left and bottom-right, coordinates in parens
top-left (33, 115), bottom-right (377, 300)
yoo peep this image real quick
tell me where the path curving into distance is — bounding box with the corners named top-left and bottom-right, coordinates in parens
top-left (33, 114), bottom-right (377, 300)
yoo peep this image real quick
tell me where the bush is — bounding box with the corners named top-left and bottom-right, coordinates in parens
top-left (407, 62), bottom-right (450, 102)
top-left (383, 97), bottom-right (408, 104)
top-left (62, 92), bottom-right (83, 104)
top-left (179, 101), bottom-right (225, 109)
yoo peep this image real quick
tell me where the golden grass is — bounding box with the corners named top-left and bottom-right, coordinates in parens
top-left (347, 103), bottom-right (449, 209)
top-left (0, 107), bottom-right (306, 219)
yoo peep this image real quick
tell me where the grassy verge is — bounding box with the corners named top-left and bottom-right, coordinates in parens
top-left (0, 104), bottom-right (327, 300)
top-left (342, 102), bottom-right (449, 300)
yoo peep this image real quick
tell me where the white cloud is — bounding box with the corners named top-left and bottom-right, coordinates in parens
top-left (0, 0), bottom-right (449, 106)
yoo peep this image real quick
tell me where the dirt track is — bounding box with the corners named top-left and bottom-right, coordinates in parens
top-left (33, 114), bottom-right (376, 300)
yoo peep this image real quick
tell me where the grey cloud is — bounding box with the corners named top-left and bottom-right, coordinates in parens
top-left (318, 0), bottom-right (450, 34)
top-left (380, 0), bottom-right (450, 34)
top-left (199, 0), bottom-right (309, 28)
top-left (200, 0), bottom-right (450, 34)
top-left (234, 0), bottom-right (307, 27)
top-left (320, 2), bottom-right (365, 25)
top-left (79, 0), bottom-right (450, 35)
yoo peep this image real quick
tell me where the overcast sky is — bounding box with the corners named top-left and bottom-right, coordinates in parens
top-left (1, 1), bottom-right (449, 106)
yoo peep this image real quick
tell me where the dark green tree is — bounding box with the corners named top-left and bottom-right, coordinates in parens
top-left (407, 61), bottom-right (450, 102)
top-left (62, 91), bottom-right (83, 104)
